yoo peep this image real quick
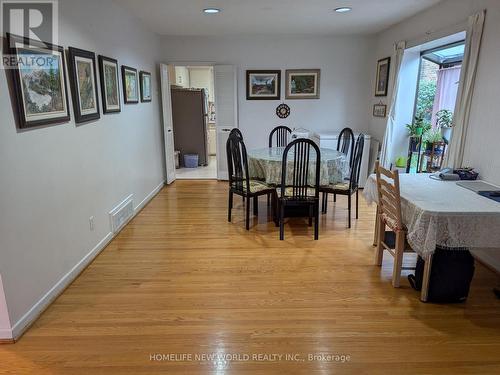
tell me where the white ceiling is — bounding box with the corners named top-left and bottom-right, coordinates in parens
top-left (116, 0), bottom-right (442, 37)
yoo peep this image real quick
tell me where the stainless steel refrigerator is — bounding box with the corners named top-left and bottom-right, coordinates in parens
top-left (171, 88), bottom-right (209, 166)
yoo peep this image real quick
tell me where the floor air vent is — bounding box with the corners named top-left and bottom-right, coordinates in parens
top-left (109, 195), bottom-right (134, 233)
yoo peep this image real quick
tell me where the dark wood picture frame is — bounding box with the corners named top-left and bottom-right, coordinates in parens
top-left (7, 33), bottom-right (71, 129)
top-left (98, 55), bottom-right (121, 114)
top-left (121, 65), bottom-right (139, 104)
top-left (139, 71), bottom-right (152, 102)
top-left (246, 70), bottom-right (281, 100)
top-left (67, 47), bottom-right (100, 123)
top-left (375, 57), bottom-right (391, 97)
top-left (373, 103), bottom-right (387, 118)
top-left (285, 69), bottom-right (321, 99)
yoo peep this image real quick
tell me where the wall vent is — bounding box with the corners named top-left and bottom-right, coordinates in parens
top-left (109, 194), bottom-right (134, 233)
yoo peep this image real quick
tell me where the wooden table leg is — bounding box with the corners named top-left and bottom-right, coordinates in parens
top-left (420, 253), bottom-right (434, 302)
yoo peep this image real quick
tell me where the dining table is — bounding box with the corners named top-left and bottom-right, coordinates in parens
top-left (247, 147), bottom-right (350, 186)
top-left (364, 173), bottom-right (500, 301)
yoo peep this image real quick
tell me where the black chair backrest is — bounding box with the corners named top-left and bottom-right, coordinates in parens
top-left (269, 126), bottom-right (292, 147)
top-left (337, 127), bottom-right (355, 166)
top-left (280, 138), bottom-right (321, 199)
top-left (349, 134), bottom-right (365, 190)
top-left (226, 133), bottom-right (250, 193)
top-left (229, 128), bottom-right (243, 140)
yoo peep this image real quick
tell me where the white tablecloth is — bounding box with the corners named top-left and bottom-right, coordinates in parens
top-left (248, 147), bottom-right (349, 186)
top-left (364, 174), bottom-right (500, 257)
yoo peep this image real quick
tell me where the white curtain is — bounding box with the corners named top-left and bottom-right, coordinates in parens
top-left (379, 41), bottom-right (407, 168)
top-left (430, 66), bottom-right (461, 128)
top-left (446, 10), bottom-right (486, 168)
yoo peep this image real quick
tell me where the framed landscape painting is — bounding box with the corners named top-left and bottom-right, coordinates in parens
top-left (375, 57), bottom-right (391, 96)
top-left (139, 71), bottom-right (152, 102)
top-left (98, 55), bottom-right (121, 113)
top-left (68, 47), bottom-right (100, 123)
top-left (285, 69), bottom-right (320, 99)
top-left (246, 70), bottom-right (281, 100)
top-left (121, 65), bottom-right (139, 104)
top-left (7, 33), bottom-right (70, 129)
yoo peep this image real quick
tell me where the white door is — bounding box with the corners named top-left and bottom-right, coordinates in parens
top-left (160, 63), bottom-right (176, 184)
top-left (214, 65), bottom-right (238, 180)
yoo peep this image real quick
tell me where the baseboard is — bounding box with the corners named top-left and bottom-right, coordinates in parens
top-left (9, 181), bottom-right (166, 341)
top-left (0, 328), bottom-right (13, 343)
top-left (135, 181), bottom-right (165, 213)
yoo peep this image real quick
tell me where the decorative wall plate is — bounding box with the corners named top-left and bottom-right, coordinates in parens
top-left (276, 103), bottom-right (290, 119)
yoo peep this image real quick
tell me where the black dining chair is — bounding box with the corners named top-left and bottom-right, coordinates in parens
top-left (320, 134), bottom-right (365, 228)
top-left (276, 138), bottom-right (321, 240)
top-left (337, 127), bottom-right (355, 165)
top-left (229, 128), bottom-right (243, 139)
top-left (269, 126), bottom-right (292, 147)
top-left (226, 132), bottom-right (276, 230)
top-left (329, 127), bottom-right (355, 205)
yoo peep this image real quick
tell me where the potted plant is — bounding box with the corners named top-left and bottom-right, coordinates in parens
top-left (406, 115), bottom-right (431, 152)
top-left (436, 109), bottom-right (453, 142)
top-left (423, 128), bottom-right (444, 152)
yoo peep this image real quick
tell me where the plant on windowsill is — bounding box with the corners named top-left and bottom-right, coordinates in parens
top-left (406, 115), bottom-right (431, 152)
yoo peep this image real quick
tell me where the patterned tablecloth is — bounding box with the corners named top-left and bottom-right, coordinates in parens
top-left (248, 147), bottom-right (349, 186)
top-left (364, 173), bottom-right (500, 257)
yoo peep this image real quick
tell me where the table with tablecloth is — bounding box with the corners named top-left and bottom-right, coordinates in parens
top-left (248, 147), bottom-right (349, 186)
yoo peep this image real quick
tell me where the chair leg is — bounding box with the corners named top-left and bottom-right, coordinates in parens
top-left (392, 231), bottom-right (405, 288)
top-left (348, 194), bottom-right (352, 228)
top-left (279, 203), bottom-right (285, 240)
top-left (356, 189), bottom-right (359, 220)
top-left (228, 191), bottom-right (233, 222)
top-left (324, 193), bottom-right (328, 214)
top-left (373, 208), bottom-right (380, 247)
top-left (245, 196), bottom-right (250, 230)
top-left (314, 203), bottom-right (319, 240)
top-left (375, 218), bottom-right (385, 266)
top-left (321, 192), bottom-right (326, 214)
top-left (253, 196), bottom-right (258, 216)
top-left (333, 193), bottom-right (337, 203)
top-left (273, 194), bottom-right (279, 227)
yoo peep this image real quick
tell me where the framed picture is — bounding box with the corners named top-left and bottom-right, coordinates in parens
top-left (375, 57), bottom-right (391, 96)
top-left (285, 69), bottom-right (321, 99)
top-left (67, 47), bottom-right (100, 123)
top-left (139, 71), bottom-right (152, 102)
top-left (373, 103), bottom-right (387, 118)
top-left (246, 70), bottom-right (281, 100)
top-left (98, 55), bottom-right (121, 113)
top-left (121, 65), bottom-right (139, 104)
top-left (7, 33), bottom-right (70, 129)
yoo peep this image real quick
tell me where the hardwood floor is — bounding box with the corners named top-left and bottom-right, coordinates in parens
top-left (1, 180), bottom-right (499, 374)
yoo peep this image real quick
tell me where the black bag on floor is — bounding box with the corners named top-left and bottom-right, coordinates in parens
top-left (408, 248), bottom-right (475, 303)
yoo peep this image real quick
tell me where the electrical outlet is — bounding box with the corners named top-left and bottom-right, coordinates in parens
top-left (89, 216), bottom-right (95, 231)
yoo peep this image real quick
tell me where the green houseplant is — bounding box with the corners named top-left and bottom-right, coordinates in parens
top-left (423, 128), bottom-right (444, 151)
top-left (436, 109), bottom-right (453, 142)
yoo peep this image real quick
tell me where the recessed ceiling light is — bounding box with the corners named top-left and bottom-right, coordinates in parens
top-left (203, 8), bottom-right (221, 14)
top-left (334, 7), bottom-right (352, 13)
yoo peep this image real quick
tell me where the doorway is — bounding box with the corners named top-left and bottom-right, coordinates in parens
top-left (160, 63), bottom-right (238, 184)
top-left (169, 65), bottom-right (217, 179)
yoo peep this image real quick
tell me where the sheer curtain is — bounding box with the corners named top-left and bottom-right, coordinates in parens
top-left (379, 41), bottom-right (406, 168)
top-left (430, 66), bottom-right (461, 128)
top-left (447, 10), bottom-right (486, 168)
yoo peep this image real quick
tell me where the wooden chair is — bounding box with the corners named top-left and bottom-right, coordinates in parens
top-left (320, 134), bottom-right (364, 228)
top-left (374, 161), bottom-right (413, 287)
top-left (276, 138), bottom-right (321, 240)
top-left (269, 126), bottom-right (292, 147)
top-left (227, 132), bottom-right (276, 230)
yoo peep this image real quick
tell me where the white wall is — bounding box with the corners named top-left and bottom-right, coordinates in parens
top-left (0, 276), bottom-right (12, 340)
top-left (0, 0), bottom-right (165, 336)
top-left (162, 35), bottom-right (375, 149)
top-left (370, 0), bottom-right (500, 184)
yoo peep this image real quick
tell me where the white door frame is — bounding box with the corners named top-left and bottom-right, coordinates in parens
top-left (160, 63), bottom-right (176, 184)
top-left (163, 61), bottom-right (238, 180)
